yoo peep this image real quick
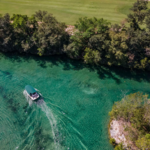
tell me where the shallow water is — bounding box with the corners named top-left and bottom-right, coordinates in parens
top-left (0, 52), bottom-right (150, 150)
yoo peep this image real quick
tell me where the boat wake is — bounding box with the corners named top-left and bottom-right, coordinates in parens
top-left (23, 89), bottom-right (87, 150)
top-left (45, 101), bottom-right (87, 150)
top-left (23, 89), bottom-right (61, 149)
top-left (38, 102), bottom-right (61, 150)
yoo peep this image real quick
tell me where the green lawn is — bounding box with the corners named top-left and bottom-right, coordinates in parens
top-left (0, 0), bottom-right (144, 25)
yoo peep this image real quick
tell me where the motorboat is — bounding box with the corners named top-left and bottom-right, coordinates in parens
top-left (25, 85), bottom-right (39, 100)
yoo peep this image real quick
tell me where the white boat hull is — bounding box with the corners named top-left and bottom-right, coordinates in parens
top-left (25, 90), bottom-right (39, 101)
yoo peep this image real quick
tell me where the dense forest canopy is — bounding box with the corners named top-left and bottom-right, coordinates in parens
top-left (0, 11), bottom-right (69, 55)
top-left (0, 0), bottom-right (150, 70)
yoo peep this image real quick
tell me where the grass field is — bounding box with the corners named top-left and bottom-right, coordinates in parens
top-left (0, 0), bottom-right (146, 25)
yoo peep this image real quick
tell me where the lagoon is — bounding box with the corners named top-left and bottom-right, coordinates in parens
top-left (0, 52), bottom-right (150, 150)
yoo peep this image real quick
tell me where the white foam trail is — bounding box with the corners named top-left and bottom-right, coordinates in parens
top-left (23, 89), bottom-right (60, 149)
top-left (38, 101), bottom-right (61, 150)
top-left (23, 88), bottom-right (87, 150)
top-left (23, 90), bottom-right (33, 106)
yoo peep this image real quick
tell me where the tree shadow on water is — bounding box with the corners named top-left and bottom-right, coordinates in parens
top-left (46, 56), bottom-right (150, 84)
top-left (50, 56), bottom-right (150, 84)
top-left (1, 52), bottom-right (150, 84)
top-left (1, 52), bottom-right (23, 63)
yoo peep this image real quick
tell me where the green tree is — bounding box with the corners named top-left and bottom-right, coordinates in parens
top-left (84, 48), bottom-right (101, 64)
top-left (127, 0), bottom-right (148, 31)
top-left (11, 14), bottom-right (28, 31)
top-left (109, 138), bottom-right (117, 146)
top-left (108, 24), bottom-right (128, 66)
top-left (136, 134), bottom-right (150, 149)
top-left (10, 14), bottom-right (38, 52)
top-left (66, 17), bottom-right (111, 60)
top-left (0, 11), bottom-right (69, 55)
top-left (33, 10), bottom-right (69, 56)
top-left (114, 144), bottom-right (124, 150)
top-left (0, 14), bottom-right (14, 52)
top-left (145, 9), bottom-right (150, 31)
top-left (109, 92), bottom-right (149, 129)
top-left (109, 92), bottom-right (150, 149)
top-left (126, 0), bottom-right (150, 70)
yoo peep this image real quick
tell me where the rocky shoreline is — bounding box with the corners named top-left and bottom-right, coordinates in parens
top-left (110, 120), bottom-right (127, 146)
top-left (109, 120), bottom-right (138, 150)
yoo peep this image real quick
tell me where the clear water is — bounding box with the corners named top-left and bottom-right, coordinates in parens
top-left (0, 52), bottom-right (150, 150)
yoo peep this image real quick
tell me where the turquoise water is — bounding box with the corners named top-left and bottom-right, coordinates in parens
top-left (0, 52), bottom-right (150, 150)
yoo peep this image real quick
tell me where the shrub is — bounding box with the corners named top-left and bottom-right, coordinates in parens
top-left (109, 138), bottom-right (117, 146)
top-left (136, 134), bottom-right (150, 149)
top-left (84, 48), bottom-right (101, 65)
top-left (114, 144), bottom-right (124, 150)
top-left (66, 17), bottom-right (111, 59)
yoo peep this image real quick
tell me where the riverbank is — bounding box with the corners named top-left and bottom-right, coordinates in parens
top-left (109, 120), bottom-right (137, 150)
top-left (1, 0), bottom-right (150, 71)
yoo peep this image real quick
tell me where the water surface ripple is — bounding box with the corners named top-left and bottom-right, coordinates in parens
top-left (0, 53), bottom-right (150, 150)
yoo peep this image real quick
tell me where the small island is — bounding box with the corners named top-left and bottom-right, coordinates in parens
top-left (109, 92), bottom-right (150, 150)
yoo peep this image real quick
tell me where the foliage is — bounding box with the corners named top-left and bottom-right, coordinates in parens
top-left (108, 24), bottom-right (128, 66)
top-left (83, 48), bottom-right (101, 64)
top-left (109, 138), bottom-right (117, 146)
top-left (10, 14), bottom-right (38, 52)
top-left (33, 10), bottom-right (69, 56)
top-left (143, 100), bottom-right (150, 124)
top-left (1, 0), bottom-right (150, 71)
top-left (66, 0), bottom-right (150, 70)
top-left (0, 11), bottom-right (69, 55)
top-left (127, 0), bottom-right (148, 31)
top-left (109, 92), bottom-right (148, 121)
top-left (114, 144), bottom-right (124, 150)
top-left (126, 0), bottom-right (150, 70)
top-left (136, 134), bottom-right (150, 149)
top-left (66, 17), bottom-right (110, 60)
top-left (109, 92), bottom-right (150, 149)
top-left (0, 14), bottom-right (14, 52)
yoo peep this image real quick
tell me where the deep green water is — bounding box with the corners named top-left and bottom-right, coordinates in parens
top-left (0, 52), bottom-right (150, 150)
